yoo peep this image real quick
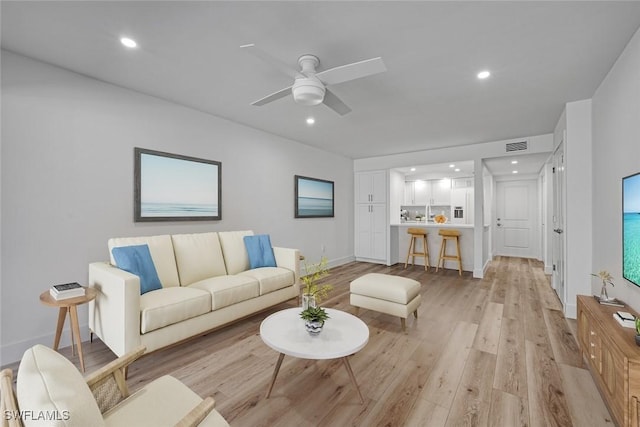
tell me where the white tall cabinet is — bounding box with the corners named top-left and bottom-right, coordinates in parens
top-left (355, 170), bottom-right (388, 263)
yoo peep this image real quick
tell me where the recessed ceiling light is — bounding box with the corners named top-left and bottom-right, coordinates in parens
top-left (449, 164), bottom-right (455, 168)
top-left (455, 168), bottom-right (461, 172)
top-left (410, 167), bottom-right (416, 172)
top-left (306, 117), bottom-right (315, 125)
top-left (511, 160), bottom-right (518, 164)
top-left (512, 170), bottom-right (518, 174)
top-left (477, 70), bottom-right (491, 79)
top-left (120, 37), bottom-right (137, 48)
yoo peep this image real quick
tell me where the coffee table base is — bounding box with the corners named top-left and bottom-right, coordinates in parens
top-left (265, 353), bottom-right (364, 404)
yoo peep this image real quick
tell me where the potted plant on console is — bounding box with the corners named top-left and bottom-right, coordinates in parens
top-left (300, 257), bottom-right (333, 335)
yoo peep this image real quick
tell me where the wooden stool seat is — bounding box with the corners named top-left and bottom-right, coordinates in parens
top-left (436, 229), bottom-right (462, 275)
top-left (405, 227), bottom-right (430, 270)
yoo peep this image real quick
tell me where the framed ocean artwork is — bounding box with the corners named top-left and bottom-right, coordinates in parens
top-left (295, 175), bottom-right (334, 218)
top-left (134, 148), bottom-right (221, 222)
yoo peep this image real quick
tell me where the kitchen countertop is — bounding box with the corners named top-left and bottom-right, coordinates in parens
top-left (391, 222), bottom-right (475, 228)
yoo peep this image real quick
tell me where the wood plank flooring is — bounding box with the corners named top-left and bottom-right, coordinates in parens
top-left (3, 257), bottom-right (615, 426)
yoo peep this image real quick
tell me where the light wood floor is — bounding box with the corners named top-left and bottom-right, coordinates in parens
top-left (5, 257), bottom-right (615, 426)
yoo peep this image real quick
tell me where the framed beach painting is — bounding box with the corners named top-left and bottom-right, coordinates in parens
top-left (134, 148), bottom-right (221, 222)
top-left (295, 175), bottom-right (334, 218)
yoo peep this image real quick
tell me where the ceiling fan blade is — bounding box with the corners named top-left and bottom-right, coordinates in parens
top-left (316, 57), bottom-right (386, 86)
top-left (323, 89), bottom-right (352, 115)
top-left (240, 44), bottom-right (300, 79)
top-left (251, 86), bottom-right (292, 106)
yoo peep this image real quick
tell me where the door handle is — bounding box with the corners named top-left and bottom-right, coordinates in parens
top-left (554, 228), bottom-right (564, 234)
top-left (497, 223), bottom-right (502, 227)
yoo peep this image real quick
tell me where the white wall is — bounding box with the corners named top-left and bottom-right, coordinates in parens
top-left (0, 51), bottom-right (354, 364)
top-left (554, 99), bottom-right (593, 319)
top-left (592, 26), bottom-right (640, 309)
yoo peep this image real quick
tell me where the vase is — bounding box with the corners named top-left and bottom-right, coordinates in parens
top-left (305, 320), bottom-right (324, 335)
top-left (599, 281), bottom-right (611, 302)
top-left (302, 294), bottom-right (317, 310)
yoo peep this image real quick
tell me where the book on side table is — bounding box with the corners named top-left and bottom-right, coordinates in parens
top-left (613, 311), bottom-right (637, 328)
top-left (50, 282), bottom-right (85, 300)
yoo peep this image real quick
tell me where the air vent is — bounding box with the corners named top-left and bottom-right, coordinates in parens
top-left (506, 141), bottom-right (528, 152)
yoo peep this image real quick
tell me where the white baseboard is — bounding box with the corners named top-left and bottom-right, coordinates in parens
top-left (1, 324), bottom-right (91, 366)
top-left (544, 264), bottom-right (553, 275)
top-left (564, 302), bottom-right (577, 320)
top-left (328, 255), bottom-right (355, 269)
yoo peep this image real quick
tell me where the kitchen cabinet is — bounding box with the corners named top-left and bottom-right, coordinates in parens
top-left (430, 179), bottom-right (451, 205)
top-left (355, 170), bottom-right (387, 263)
top-left (577, 295), bottom-right (640, 427)
top-left (356, 170), bottom-right (386, 203)
top-left (404, 180), bottom-right (429, 205)
top-left (355, 204), bottom-right (387, 261)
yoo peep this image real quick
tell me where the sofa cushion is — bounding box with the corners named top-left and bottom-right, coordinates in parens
top-left (171, 232), bottom-right (227, 286)
top-left (111, 244), bottom-right (162, 294)
top-left (140, 287), bottom-right (211, 334)
top-left (244, 234), bottom-right (277, 269)
top-left (189, 275), bottom-right (260, 310)
top-left (109, 235), bottom-right (180, 288)
top-left (218, 230), bottom-right (253, 274)
top-left (238, 267), bottom-right (295, 295)
top-left (17, 345), bottom-right (105, 427)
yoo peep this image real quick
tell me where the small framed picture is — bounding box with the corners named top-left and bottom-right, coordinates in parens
top-left (295, 175), bottom-right (334, 218)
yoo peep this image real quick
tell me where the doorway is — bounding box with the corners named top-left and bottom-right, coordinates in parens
top-left (495, 179), bottom-right (539, 258)
top-left (552, 141), bottom-right (566, 307)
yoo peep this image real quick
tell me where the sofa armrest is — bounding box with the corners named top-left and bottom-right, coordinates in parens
top-left (272, 247), bottom-right (300, 285)
top-left (89, 262), bottom-right (141, 357)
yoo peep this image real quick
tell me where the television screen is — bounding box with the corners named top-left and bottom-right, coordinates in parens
top-left (623, 172), bottom-right (640, 286)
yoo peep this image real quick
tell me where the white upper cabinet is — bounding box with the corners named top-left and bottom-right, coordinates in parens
top-left (356, 170), bottom-right (387, 203)
top-left (430, 179), bottom-right (451, 205)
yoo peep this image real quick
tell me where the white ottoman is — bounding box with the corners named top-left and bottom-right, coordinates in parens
top-left (350, 273), bottom-right (422, 331)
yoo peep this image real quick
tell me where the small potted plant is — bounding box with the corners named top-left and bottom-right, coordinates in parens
top-left (301, 257), bottom-right (333, 309)
top-left (635, 317), bottom-right (640, 347)
top-left (300, 306), bottom-right (330, 335)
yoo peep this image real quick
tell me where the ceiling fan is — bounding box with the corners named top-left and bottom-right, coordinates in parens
top-left (240, 44), bottom-right (386, 116)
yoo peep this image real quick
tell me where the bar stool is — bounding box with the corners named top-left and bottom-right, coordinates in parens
top-left (405, 227), bottom-right (430, 270)
top-left (436, 229), bottom-right (462, 275)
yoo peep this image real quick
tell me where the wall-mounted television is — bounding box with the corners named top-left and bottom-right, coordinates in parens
top-left (623, 172), bottom-right (640, 287)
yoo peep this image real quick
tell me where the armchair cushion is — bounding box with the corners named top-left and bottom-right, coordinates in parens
top-left (111, 245), bottom-right (162, 294)
top-left (17, 345), bottom-right (105, 427)
top-left (243, 235), bottom-right (277, 269)
top-left (103, 375), bottom-right (228, 427)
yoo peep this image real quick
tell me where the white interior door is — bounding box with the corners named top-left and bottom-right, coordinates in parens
top-left (496, 180), bottom-right (538, 258)
top-left (552, 142), bottom-right (566, 306)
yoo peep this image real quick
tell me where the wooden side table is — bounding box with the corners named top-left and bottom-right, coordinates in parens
top-left (39, 287), bottom-right (97, 372)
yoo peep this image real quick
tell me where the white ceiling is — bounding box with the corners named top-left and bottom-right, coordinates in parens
top-left (3, 1), bottom-right (640, 171)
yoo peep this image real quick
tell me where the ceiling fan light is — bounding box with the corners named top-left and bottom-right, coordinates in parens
top-left (292, 78), bottom-right (325, 106)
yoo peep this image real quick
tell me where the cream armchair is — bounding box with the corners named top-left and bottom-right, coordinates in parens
top-left (0, 345), bottom-right (229, 427)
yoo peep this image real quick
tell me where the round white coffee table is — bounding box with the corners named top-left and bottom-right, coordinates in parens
top-left (260, 307), bottom-right (369, 403)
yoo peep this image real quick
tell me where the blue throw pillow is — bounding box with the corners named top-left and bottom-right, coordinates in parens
top-left (244, 235), bottom-right (277, 269)
top-left (111, 244), bottom-right (162, 294)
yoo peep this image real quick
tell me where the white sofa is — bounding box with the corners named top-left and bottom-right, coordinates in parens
top-left (89, 230), bottom-right (300, 357)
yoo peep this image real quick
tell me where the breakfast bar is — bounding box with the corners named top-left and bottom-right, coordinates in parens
top-left (390, 223), bottom-right (475, 272)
